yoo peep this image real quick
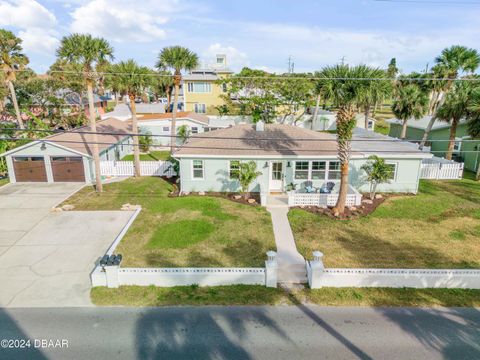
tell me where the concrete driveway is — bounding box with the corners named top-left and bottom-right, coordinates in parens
top-left (0, 183), bottom-right (135, 307)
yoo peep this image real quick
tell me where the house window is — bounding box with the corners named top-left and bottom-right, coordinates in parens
top-left (294, 161), bottom-right (309, 180)
top-left (187, 82), bottom-right (211, 93)
top-left (367, 120), bottom-right (374, 130)
top-left (311, 161), bottom-right (326, 180)
top-left (327, 161), bottom-right (341, 180)
top-left (386, 163), bottom-right (397, 181)
top-left (229, 160), bottom-right (240, 179)
top-left (454, 138), bottom-right (462, 152)
top-left (163, 126), bottom-right (169, 132)
top-left (191, 127), bottom-right (199, 134)
top-left (192, 160), bottom-right (204, 179)
top-left (194, 103), bottom-right (206, 114)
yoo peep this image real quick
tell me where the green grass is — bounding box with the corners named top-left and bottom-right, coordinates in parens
top-left (0, 178), bottom-right (9, 187)
top-left (91, 285), bottom-right (480, 307)
top-left (289, 178), bottom-right (480, 269)
top-left (373, 105), bottom-right (394, 135)
top-left (121, 151), bottom-right (170, 161)
top-left (62, 177), bottom-right (275, 267)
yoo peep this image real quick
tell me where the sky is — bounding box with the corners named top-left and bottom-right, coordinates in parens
top-left (1, 0), bottom-right (480, 74)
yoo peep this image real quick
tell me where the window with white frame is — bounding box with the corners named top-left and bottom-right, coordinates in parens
top-left (191, 126), bottom-right (199, 134)
top-left (192, 160), bottom-right (204, 179)
top-left (311, 161), bottom-right (326, 180)
top-left (454, 137), bottom-right (462, 152)
top-left (386, 162), bottom-right (397, 181)
top-left (294, 161), bottom-right (309, 179)
top-left (194, 103), bottom-right (206, 113)
top-left (187, 82), bottom-right (211, 93)
top-left (229, 160), bottom-right (240, 179)
top-left (162, 126), bottom-right (169, 132)
top-left (327, 161), bottom-right (341, 180)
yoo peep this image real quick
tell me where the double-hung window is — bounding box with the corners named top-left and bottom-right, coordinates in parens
top-left (229, 160), bottom-right (240, 179)
top-left (192, 160), bottom-right (204, 179)
top-left (386, 162), bottom-right (397, 181)
top-left (294, 161), bottom-right (309, 180)
top-left (327, 161), bottom-right (341, 180)
top-left (311, 161), bottom-right (326, 180)
top-left (187, 82), bottom-right (211, 93)
top-left (194, 103), bottom-right (206, 114)
top-left (191, 127), bottom-right (199, 134)
top-left (162, 126), bottom-right (169, 132)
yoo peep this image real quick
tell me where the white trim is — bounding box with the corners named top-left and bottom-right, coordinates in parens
top-left (191, 159), bottom-right (205, 180)
top-left (269, 161), bottom-right (284, 191)
top-left (0, 140), bottom-right (92, 158)
top-left (228, 160), bottom-right (240, 180)
top-left (385, 161), bottom-right (398, 181)
top-left (139, 117), bottom-right (208, 127)
top-left (175, 153), bottom-right (432, 160)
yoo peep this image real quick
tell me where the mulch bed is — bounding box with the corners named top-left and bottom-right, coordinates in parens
top-left (168, 189), bottom-right (261, 206)
top-left (293, 194), bottom-right (387, 220)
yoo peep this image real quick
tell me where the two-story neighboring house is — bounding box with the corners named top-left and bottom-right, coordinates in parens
top-left (183, 54), bottom-right (233, 114)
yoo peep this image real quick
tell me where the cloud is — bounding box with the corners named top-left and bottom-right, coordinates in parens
top-left (69, 0), bottom-right (183, 42)
top-left (0, 0), bottom-right (59, 55)
top-left (203, 43), bottom-right (249, 69)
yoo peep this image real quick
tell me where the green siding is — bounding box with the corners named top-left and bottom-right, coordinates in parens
top-left (461, 139), bottom-right (480, 172)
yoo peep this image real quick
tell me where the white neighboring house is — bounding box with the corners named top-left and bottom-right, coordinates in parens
top-left (295, 110), bottom-right (375, 131)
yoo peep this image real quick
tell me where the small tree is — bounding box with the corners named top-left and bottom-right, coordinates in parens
top-left (139, 131), bottom-right (153, 153)
top-left (238, 161), bottom-right (262, 199)
top-left (177, 125), bottom-right (191, 144)
top-left (360, 155), bottom-right (393, 200)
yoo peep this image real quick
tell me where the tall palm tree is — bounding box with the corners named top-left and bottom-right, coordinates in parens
top-left (156, 46), bottom-right (199, 151)
top-left (392, 84), bottom-right (429, 139)
top-left (318, 64), bottom-right (369, 215)
top-left (357, 66), bottom-right (392, 129)
top-left (0, 29), bottom-right (29, 129)
top-left (467, 88), bottom-right (480, 180)
top-left (419, 45), bottom-right (480, 149)
top-left (436, 81), bottom-right (479, 160)
top-left (56, 33), bottom-right (114, 193)
top-left (110, 60), bottom-right (152, 177)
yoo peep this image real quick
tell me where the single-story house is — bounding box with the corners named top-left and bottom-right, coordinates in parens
top-left (1, 118), bottom-right (133, 183)
top-left (296, 110), bottom-right (375, 132)
top-left (387, 116), bottom-right (480, 172)
top-left (173, 122), bottom-right (432, 196)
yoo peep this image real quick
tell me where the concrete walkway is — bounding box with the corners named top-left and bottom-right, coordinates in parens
top-left (266, 195), bottom-right (307, 283)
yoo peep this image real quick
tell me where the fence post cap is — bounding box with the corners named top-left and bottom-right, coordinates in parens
top-left (312, 251), bottom-right (324, 260)
top-left (266, 251), bottom-right (277, 261)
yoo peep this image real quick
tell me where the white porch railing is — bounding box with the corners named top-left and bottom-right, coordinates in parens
top-left (287, 185), bottom-right (362, 207)
top-left (100, 161), bottom-right (176, 177)
top-left (420, 157), bottom-right (463, 180)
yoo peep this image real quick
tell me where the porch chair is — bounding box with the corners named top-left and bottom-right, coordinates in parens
top-left (304, 181), bottom-right (315, 193)
top-left (319, 181), bottom-right (335, 194)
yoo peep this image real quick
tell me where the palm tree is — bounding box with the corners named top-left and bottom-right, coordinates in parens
top-left (436, 81), bottom-right (479, 160)
top-left (467, 88), bottom-right (480, 180)
top-left (110, 60), bottom-right (151, 177)
top-left (0, 29), bottom-right (29, 129)
top-left (56, 33), bottom-right (114, 192)
top-left (357, 66), bottom-right (392, 129)
top-left (156, 46), bottom-right (199, 151)
top-left (318, 64), bottom-right (370, 215)
top-left (392, 84), bottom-right (429, 139)
top-left (419, 45), bottom-right (480, 149)
top-left (152, 69), bottom-right (174, 110)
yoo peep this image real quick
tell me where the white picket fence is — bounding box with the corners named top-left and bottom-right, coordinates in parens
top-left (287, 184), bottom-right (362, 207)
top-left (100, 161), bottom-right (176, 177)
top-left (420, 158), bottom-right (464, 180)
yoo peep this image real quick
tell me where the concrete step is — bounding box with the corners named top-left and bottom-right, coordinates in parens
top-left (278, 263), bottom-right (308, 284)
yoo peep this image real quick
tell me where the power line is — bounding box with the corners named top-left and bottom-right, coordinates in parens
top-left (2, 126), bottom-right (479, 143)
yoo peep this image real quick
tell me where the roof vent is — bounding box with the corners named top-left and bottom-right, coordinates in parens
top-left (256, 120), bottom-right (265, 132)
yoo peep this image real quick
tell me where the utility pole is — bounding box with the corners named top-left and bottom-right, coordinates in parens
top-left (340, 56), bottom-right (346, 65)
top-left (287, 55), bottom-right (295, 74)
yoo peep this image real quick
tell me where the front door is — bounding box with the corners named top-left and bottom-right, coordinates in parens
top-left (269, 161), bottom-right (283, 192)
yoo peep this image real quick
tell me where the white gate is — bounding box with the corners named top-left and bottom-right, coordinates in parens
top-left (100, 161), bottom-right (176, 177)
top-left (420, 158), bottom-right (463, 180)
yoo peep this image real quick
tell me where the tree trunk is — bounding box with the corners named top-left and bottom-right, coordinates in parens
top-left (166, 86), bottom-right (173, 113)
top-left (400, 119), bottom-right (408, 139)
top-left (7, 81), bottom-right (24, 129)
top-left (445, 118), bottom-right (459, 161)
top-left (364, 105), bottom-right (370, 130)
top-left (311, 94), bottom-right (321, 130)
top-left (418, 116), bottom-right (436, 150)
top-left (171, 75), bottom-right (181, 152)
top-left (334, 163), bottom-right (350, 214)
top-left (476, 157), bottom-right (480, 181)
top-left (115, 92), bottom-right (119, 106)
top-left (129, 95), bottom-right (141, 177)
top-left (87, 80), bottom-right (103, 192)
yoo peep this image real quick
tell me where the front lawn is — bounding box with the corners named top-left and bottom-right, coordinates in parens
top-left (289, 178), bottom-right (480, 269)
top-left (62, 177), bottom-right (275, 267)
top-left (121, 150), bottom-right (170, 161)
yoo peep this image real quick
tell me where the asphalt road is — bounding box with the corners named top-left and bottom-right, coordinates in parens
top-left (0, 306), bottom-right (479, 360)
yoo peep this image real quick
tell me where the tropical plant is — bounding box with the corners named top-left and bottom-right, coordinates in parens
top-left (56, 33), bottom-right (114, 192)
top-left (109, 59), bottom-right (151, 177)
top-left (215, 104), bottom-right (229, 117)
top-left (139, 131), bottom-right (153, 153)
top-left (391, 84), bottom-right (429, 139)
top-left (419, 45), bottom-right (480, 149)
top-left (360, 155), bottom-right (393, 199)
top-left (177, 125), bottom-right (191, 144)
top-left (238, 161), bottom-right (262, 199)
top-left (0, 29), bottom-right (29, 129)
top-left (156, 46), bottom-right (199, 151)
top-left (466, 89), bottom-right (480, 180)
top-left (151, 69), bottom-right (174, 109)
top-left (387, 58), bottom-right (399, 79)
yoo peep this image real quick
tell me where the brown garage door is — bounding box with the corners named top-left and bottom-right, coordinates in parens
top-left (51, 157), bottom-right (85, 182)
top-left (13, 156), bottom-right (48, 182)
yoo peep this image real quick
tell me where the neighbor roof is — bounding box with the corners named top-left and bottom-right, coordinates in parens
top-left (137, 112), bottom-right (209, 124)
top-left (43, 118), bottom-right (132, 157)
top-left (386, 115), bottom-right (466, 131)
top-left (173, 124), bottom-right (431, 159)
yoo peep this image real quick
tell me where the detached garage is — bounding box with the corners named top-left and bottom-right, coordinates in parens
top-left (1, 118), bottom-right (133, 184)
